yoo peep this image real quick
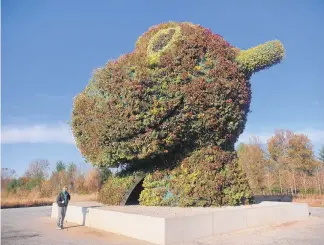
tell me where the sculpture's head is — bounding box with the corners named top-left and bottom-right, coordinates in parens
top-left (72, 22), bottom-right (284, 168)
top-left (136, 22), bottom-right (284, 75)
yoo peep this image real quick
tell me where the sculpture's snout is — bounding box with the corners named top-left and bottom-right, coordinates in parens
top-left (236, 40), bottom-right (285, 75)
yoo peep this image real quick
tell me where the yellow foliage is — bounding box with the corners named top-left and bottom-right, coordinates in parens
top-left (236, 40), bottom-right (285, 74)
top-left (147, 26), bottom-right (181, 66)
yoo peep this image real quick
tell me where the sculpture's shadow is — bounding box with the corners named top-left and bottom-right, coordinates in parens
top-left (253, 195), bottom-right (293, 204)
top-left (81, 206), bottom-right (102, 226)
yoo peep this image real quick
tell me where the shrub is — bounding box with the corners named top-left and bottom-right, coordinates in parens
top-left (25, 178), bottom-right (42, 191)
top-left (6, 178), bottom-right (23, 193)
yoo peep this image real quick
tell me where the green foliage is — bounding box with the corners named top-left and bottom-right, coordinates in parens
top-left (25, 177), bottom-right (42, 191)
top-left (319, 145), bottom-right (324, 163)
top-left (67, 162), bottom-right (77, 178)
top-left (6, 176), bottom-right (42, 192)
top-left (55, 161), bottom-right (66, 173)
top-left (140, 147), bottom-right (252, 207)
top-left (139, 170), bottom-right (174, 206)
top-left (99, 167), bottom-right (113, 184)
top-left (6, 178), bottom-right (24, 193)
top-left (236, 40), bottom-right (285, 75)
top-left (221, 160), bottom-right (253, 205)
top-left (97, 174), bottom-right (137, 205)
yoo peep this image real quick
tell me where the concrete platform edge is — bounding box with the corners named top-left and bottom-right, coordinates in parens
top-left (51, 202), bottom-right (309, 245)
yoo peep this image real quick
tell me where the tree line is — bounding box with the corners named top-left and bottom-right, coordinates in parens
top-left (237, 129), bottom-right (324, 196)
top-left (2, 129), bottom-right (323, 198)
top-left (1, 160), bottom-right (112, 198)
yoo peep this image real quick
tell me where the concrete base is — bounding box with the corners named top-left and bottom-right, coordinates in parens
top-left (51, 202), bottom-right (309, 245)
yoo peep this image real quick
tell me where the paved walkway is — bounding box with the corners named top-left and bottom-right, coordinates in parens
top-left (1, 206), bottom-right (324, 245)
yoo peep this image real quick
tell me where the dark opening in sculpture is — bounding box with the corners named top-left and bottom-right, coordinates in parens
top-left (124, 178), bottom-right (145, 205)
top-left (71, 22), bottom-right (284, 207)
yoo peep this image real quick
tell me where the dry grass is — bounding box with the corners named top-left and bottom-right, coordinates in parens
top-left (1, 192), bottom-right (98, 209)
top-left (69, 193), bottom-right (98, 202)
top-left (1, 197), bottom-right (54, 209)
top-left (2, 191), bottom-right (323, 209)
top-left (293, 194), bottom-right (324, 207)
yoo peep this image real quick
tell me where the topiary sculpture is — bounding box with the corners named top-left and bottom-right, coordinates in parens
top-left (71, 22), bottom-right (284, 207)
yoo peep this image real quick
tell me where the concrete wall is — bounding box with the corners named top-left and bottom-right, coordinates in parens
top-left (51, 202), bottom-right (102, 225)
top-left (51, 202), bottom-right (309, 245)
top-left (210, 202), bottom-right (309, 235)
top-left (86, 208), bottom-right (165, 244)
top-left (165, 213), bottom-right (213, 244)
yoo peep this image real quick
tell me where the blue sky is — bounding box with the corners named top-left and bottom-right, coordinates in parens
top-left (2, 0), bottom-right (324, 176)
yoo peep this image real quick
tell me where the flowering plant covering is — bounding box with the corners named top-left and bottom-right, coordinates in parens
top-left (72, 22), bottom-right (284, 206)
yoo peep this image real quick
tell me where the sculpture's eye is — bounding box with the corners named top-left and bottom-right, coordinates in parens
top-left (147, 26), bottom-right (181, 66)
top-left (151, 28), bottom-right (176, 52)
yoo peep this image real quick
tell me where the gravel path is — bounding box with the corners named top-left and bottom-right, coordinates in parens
top-left (1, 206), bottom-right (324, 245)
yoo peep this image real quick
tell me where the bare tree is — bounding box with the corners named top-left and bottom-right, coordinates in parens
top-left (1, 168), bottom-right (16, 180)
top-left (25, 159), bottom-right (50, 180)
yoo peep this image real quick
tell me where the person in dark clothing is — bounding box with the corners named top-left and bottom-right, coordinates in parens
top-left (56, 186), bottom-right (71, 229)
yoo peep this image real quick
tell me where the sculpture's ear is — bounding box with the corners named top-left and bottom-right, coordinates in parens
top-left (235, 40), bottom-right (285, 75)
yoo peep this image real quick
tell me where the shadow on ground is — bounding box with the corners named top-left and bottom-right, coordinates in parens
top-left (253, 195), bottom-right (293, 204)
top-left (81, 206), bottom-right (102, 226)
